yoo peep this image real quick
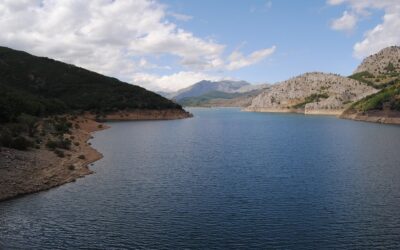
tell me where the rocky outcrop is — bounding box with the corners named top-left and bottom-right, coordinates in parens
top-left (354, 46), bottom-right (400, 75)
top-left (342, 46), bottom-right (400, 125)
top-left (245, 72), bottom-right (377, 115)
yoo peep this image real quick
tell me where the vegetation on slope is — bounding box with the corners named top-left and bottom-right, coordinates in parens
top-left (346, 59), bottom-right (400, 113)
top-left (348, 81), bottom-right (400, 113)
top-left (0, 46), bottom-right (182, 123)
top-left (0, 46), bottom-right (183, 150)
top-left (349, 63), bottom-right (400, 89)
top-left (291, 93), bottom-right (329, 109)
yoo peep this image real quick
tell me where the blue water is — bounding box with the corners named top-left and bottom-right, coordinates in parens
top-left (1, 108), bottom-right (400, 249)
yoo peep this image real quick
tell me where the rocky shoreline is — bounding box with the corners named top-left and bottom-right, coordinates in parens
top-left (87, 109), bottom-right (193, 121)
top-left (0, 110), bottom-right (192, 202)
top-left (244, 106), bottom-right (400, 125)
top-left (340, 110), bottom-right (400, 125)
top-left (243, 107), bottom-right (343, 116)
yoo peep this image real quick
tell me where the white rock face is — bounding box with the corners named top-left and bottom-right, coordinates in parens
top-left (354, 46), bottom-right (400, 75)
top-left (246, 72), bottom-right (378, 114)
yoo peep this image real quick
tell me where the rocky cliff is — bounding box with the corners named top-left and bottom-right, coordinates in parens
top-left (245, 72), bottom-right (377, 115)
top-left (354, 46), bottom-right (400, 76)
top-left (341, 46), bottom-right (400, 124)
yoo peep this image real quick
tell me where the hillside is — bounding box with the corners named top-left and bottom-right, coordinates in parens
top-left (245, 72), bottom-right (377, 115)
top-left (341, 46), bottom-right (400, 124)
top-left (0, 46), bottom-right (187, 123)
top-left (0, 46), bottom-right (190, 201)
top-left (353, 46), bottom-right (400, 76)
top-left (0, 46), bottom-right (191, 152)
top-left (349, 46), bottom-right (400, 88)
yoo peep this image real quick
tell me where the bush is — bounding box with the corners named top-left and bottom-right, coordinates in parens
top-left (46, 140), bottom-right (57, 150)
top-left (78, 154), bottom-right (86, 159)
top-left (0, 130), bottom-right (13, 148)
top-left (54, 149), bottom-right (65, 158)
top-left (10, 136), bottom-right (32, 150)
top-left (46, 138), bottom-right (71, 150)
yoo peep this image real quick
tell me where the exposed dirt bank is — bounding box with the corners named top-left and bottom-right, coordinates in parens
top-left (0, 110), bottom-right (192, 201)
top-left (340, 110), bottom-right (400, 125)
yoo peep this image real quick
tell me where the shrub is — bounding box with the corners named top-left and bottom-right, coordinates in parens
top-left (78, 154), bottom-right (86, 160)
top-left (0, 130), bottom-right (13, 148)
top-left (46, 138), bottom-right (71, 150)
top-left (54, 149), bottom-right (65, 158)
top-left (10, 136), bottom-right (32, 150)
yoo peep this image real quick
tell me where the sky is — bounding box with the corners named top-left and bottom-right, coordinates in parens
top-left (0, 0), bottom-right (399, 92)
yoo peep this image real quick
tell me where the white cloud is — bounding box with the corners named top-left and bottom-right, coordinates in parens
top-left (0, 0), bottom-right (275, 91)
top-left (226, 46), bottom-right (276, 70)
top-left (169, 12), bottom-right (193, 21)
top-left (328, 0), bottom-right (400, 58)
top-left (132, 71), bottom-right (224, 92)
top-left (331, 11), bottom-right (357, 31)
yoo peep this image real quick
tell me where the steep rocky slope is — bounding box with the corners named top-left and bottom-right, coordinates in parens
top-left (246, 72), bottom-right (377, 115)
top-left (354, 46), bottom-right (400, 76)
top-left (341, 46), bottom-right (400, 124)
top-left (350, 46), bottom-right (400, 88)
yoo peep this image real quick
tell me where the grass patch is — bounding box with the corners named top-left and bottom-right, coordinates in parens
top-left (291, 93), bottom-right (329, 109)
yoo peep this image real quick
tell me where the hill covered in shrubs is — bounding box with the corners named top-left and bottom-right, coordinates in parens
top-left (0, 46), bottom-right (185, 150)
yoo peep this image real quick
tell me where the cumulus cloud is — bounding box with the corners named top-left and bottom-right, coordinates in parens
top-left (169, 12), bottom-right (193, 22)
top-left (226, 46), bottom-right (276, 70)
top-left (132, 71), bottom-right (224, 92)
top-left (0, 0), bottom-right (275, 91)
top-left (331, 11), bottom-right (357, 31)
top-left (328, 0), bottom-right (400, 58)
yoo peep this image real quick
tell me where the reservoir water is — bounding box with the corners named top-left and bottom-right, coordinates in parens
top-left (1, 108), bottom-right (400, 249)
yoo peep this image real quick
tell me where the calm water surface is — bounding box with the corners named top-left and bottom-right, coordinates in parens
top-left (1, 108), bottom-right (400, 249)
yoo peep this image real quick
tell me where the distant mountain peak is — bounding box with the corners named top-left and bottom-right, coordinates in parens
top-left (171, 80), bottom-right (251, 101)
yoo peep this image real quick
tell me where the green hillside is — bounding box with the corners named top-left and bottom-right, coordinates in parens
top-left (0, 46), bottom-right (185, 150)
top-left (0, 46), bottom-right (182, 123)
top-left (349, 70), bottom-right (400, 89)
top-left (347, 81), bottom-right (400, 113)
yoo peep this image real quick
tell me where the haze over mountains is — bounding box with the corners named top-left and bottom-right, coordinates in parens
top-left (161, 80), bottom-right (270, 107)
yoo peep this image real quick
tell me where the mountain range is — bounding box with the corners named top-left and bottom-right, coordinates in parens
top-left (168, 46), bottom-right (400, 124)
top-left (161, 80), bottom-right (270, 107)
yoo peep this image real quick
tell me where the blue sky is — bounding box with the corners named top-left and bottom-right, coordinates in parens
top-left (0, 0), bottom-right (397, 91)
top-left (161, 0), bottom-right (383, 84)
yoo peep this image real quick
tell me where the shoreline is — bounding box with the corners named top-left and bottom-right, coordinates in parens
top-left (0, 110), bottom-right (192, 202)
top-left (340, 110), bottom-right (400, 125)
top-left (244, 106), bottom-right (400, 125)
top-left (242, 107), bottom-right (343, 116)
